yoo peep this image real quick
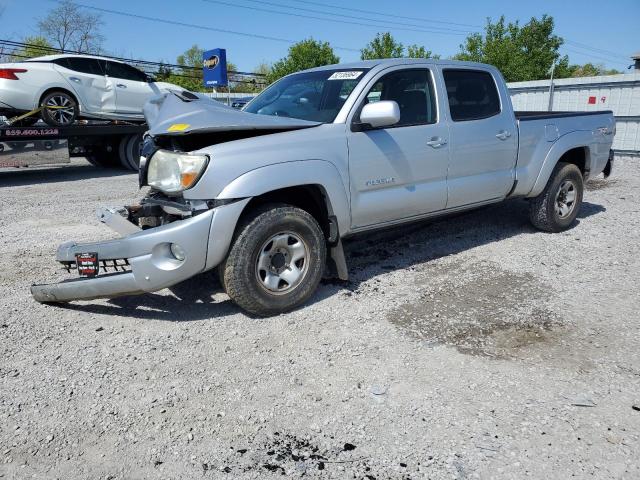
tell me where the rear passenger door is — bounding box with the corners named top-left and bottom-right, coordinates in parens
top-left (105, 61), bottom-right (155, 114)
top-left (53, 57), bottom-right (116, 113)
top-left (442, 68), bottom-right (517, 208)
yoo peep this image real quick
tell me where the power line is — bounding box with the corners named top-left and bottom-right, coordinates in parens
top-left (47, 0), bottom-right (360, 53)
top-left (285, 0), bottom-right (481, 28)
top-left (234, 0), bottom-right (474, 34)
top-left (560, 47), bottom-right (630, 68)
top-left (202, 0), bottom-right (470, 36)
top-left (564, 40), bottom-right (630, 62)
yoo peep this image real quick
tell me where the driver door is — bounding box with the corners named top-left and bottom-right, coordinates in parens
top-left (347, 67), bottom-right (449, 228)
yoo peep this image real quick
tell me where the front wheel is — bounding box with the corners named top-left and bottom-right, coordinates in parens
top-left (220, 204), bottom-right (327, 316)
top-left (529, 162), bottom-right (584, 232)
top-left (40, 91), bottom-right (78, 127)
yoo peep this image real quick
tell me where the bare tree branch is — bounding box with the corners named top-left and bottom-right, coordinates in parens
top-left (37, 0), bottom-right (104, 53)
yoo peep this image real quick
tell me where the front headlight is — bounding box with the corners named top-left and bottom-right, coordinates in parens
top-left (146, 150), bottom-right (208, 194)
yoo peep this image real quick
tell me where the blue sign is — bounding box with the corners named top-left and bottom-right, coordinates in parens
top-left (203, 48), bottom-right (228, 87)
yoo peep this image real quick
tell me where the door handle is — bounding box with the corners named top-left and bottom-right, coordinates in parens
top-left (427, 137), bottom-right (447, 148)
top-left (69, 77), bottom-right (81, 83)
top-left (116, 84), bottom-right (127, 88)
top-left (496, 130), bottom-right (512, 140)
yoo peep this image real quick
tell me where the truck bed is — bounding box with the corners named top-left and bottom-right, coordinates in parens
top-left (515, 110), bottom-right (613, 121)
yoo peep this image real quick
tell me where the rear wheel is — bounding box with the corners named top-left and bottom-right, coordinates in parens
top-left (40, 91), bottom-right (78, 127)
top-left (118, 134), bottom-right (142, 170)
top-left (529, 162), bottom-right (583, 232)
top-left (85, 141), bottom-right (119, 168)
top-left (220, 204), bottom-right (326, 316)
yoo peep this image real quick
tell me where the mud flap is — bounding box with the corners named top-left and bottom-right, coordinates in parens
top-left (329, 239), bottom-right (349, 281)
top-left (603, 150), bottom-right (614, 178)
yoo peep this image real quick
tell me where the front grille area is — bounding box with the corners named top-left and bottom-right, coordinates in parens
top-left (62, 259), bottom-right (131, 274)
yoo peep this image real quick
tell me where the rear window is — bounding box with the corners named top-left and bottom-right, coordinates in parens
top-left (443, 69), bottom-right (500, 121)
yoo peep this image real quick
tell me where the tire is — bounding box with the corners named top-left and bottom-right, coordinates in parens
top-left (85, 146), bottom-right (120, 168)
top-left (220, 204), bottom-right (327, 316)
top-left (529, 162), bottom-right (583, 232)
top-left (117, 134), bottom-right (142, 170)
top-left (124, 134), bottom-right (142, 170)
top-left (40, 90), bottom-right (79, 127)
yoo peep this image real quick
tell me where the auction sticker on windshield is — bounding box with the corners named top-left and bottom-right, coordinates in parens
top-left (328, 71), bottom-right (363, 80)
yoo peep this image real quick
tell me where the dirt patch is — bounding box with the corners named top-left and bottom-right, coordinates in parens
top-left (207, 433), bottom-right (384, 478)
top-left (387, 260), bottom-right (560, 357)
top-left (586, 178), bottom-right (616, 191)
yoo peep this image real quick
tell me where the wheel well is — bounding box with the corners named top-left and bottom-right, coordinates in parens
top-left (38, 88), bottom-right (79, 108)
top-left (558, 147), bottom-right (587, 174)
top-left (241, 185), bottom-right (331, 238)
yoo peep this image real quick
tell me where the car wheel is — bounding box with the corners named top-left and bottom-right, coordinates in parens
top-left (220, 204), bottom-right (327, 316)
top-left (40, 91), bottom-right (78, 127)
top-left (529, 161), bottom-right (584, 232)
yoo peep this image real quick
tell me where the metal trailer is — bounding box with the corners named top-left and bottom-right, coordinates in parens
top-left (508, 73), bottom-right (640, 161)
top-left (0, 123), bottom-right (146, 171)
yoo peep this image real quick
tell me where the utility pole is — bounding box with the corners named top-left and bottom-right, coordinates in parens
top-left (547, 61), bottom-right (556, 112)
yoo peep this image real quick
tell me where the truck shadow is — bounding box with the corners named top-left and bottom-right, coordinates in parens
top-left (58, 199), bottom-right (605, 321)
top-left (321, 199), bottom-right (606, 298)
top-left (0, 162), bottom-right (131, 187)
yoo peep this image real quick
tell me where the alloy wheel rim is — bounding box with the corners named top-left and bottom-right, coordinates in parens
top-left (255, 231), bottom-right (309, 295)
top-left (554, 180), bottom-right (577, 218)
top-left (46, 95), bottom-right (75, 125)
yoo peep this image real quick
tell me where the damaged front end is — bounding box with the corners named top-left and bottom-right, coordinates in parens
top-left (31, 193), bottom-right (250, 303)
top-left (31, 91), bottom-right (318, 304)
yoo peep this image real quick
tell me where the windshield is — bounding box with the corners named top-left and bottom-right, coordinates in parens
top-left (244, 69), bottom-right (369, 122)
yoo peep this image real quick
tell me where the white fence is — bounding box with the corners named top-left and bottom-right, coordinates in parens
top-left (508, 73), bottom-right (640, 160)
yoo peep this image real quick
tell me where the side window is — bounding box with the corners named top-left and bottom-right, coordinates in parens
top-left (106, 61), bottom-right (147, 82)
top-left (443, 69), bottom-right (501, 121)
top-left (60, 57), bottom-right (104, 76)
top-left (361, 69), bottom-right (436, 127)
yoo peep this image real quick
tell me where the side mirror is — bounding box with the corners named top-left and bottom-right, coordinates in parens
top-left (358, 100), bottom-right (400, 129)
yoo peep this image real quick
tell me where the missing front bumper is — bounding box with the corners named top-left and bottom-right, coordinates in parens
top-left (30, 198), bottom-right (251, 304)
top-left (31, 208), bottom-right (216, 303)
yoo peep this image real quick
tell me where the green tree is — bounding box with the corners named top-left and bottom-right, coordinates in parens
top-left (11, 36), bottom-right (53, 60)
top-left (454, 15), bottom-right (565, 82)
top-left (360, 32), bottom-right (404, 60)
top-left (154, 62), bottom-right (173, 81)
top-left (37, 0), bottom-right (104, 53)
top-left (267, 39), bottom-right (339, 84)
top-left (406, 44), bottom-right (440, 60)
top-left (555, 62), bottom-right (620, 78)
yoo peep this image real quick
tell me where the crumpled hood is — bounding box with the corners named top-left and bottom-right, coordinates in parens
top-left (144, 91), bottom-right (320, 136)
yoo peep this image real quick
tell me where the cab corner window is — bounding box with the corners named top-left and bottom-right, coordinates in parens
top-left (361, 69), bottom-right (436, 127)
top-left (443, 69), bottom-right (500, 122)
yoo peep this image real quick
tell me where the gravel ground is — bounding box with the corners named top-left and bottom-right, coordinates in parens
top-left (1, 157), bottom-right (639, 479)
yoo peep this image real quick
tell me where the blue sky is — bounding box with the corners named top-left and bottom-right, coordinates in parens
top-left (1, 0), bottom-right (638, 72)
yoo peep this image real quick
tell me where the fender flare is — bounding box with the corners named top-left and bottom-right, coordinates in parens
top-left (529, 131), bottom-right (593, 197)
top-left (217, 159), bottom-right (351, 235)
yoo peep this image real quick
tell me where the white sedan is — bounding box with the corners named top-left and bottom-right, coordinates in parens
top-left (0, 54), bottom-right (186, 126)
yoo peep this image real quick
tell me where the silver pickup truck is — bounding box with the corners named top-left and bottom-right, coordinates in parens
top-left (32, 59), bottom-right (615, 316)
